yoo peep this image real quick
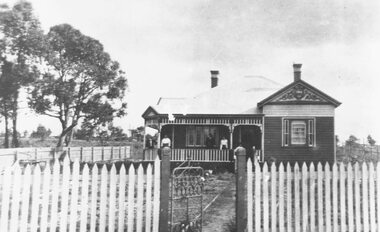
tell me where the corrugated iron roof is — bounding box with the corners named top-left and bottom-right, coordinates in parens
top-left (152, 76), bottom-right (283, 115)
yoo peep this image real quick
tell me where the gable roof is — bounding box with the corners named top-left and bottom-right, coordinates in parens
top-left (257, 79), bottom-right (341, 107)
top-left (146, 76), bottom-right (283, 116)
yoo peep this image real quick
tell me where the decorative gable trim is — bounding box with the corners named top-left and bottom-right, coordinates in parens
top-left (258, 80), bottom-right (341, 108)
top-left (273, 83), bottom-right (327, 103)
top-left (141, 106), bottom-right (159, 118)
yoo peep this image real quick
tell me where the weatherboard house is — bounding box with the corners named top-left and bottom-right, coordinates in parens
top-left (142, 64), bottom-right (341, 164)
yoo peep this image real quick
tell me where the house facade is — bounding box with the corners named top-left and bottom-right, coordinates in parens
top-left (142, 64), bottom-right (341, 163)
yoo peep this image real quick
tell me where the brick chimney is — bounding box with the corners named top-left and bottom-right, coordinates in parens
top-left (293, 63), bottom-right (302, 82)
top-left (210, 70), bottom-right (219, 88)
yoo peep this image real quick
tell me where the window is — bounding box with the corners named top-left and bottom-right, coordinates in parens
top-left (186, 126), bottom-right (219, 147)
top-left (283, 119), bottom-right (315, 147)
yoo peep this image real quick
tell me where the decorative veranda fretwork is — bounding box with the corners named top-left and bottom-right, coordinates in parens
top-left (275, 84), bottom-right (326, 102)
top-left (160, 117), bottom-right (262, 125)
top-left (170, 166), bottom-right (204, 232)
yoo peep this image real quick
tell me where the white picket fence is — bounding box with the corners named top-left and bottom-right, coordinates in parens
top-left (0, 157), bottom-right (160, 232)
top-left (247, 160), bottom-right (380, 232)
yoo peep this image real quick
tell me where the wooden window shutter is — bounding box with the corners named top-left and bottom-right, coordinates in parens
top-left (283, 119), bottom-right (290, 146)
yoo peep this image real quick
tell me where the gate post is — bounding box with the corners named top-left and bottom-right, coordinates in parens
top-left (235, 146), bottom-right (247, 232)
top-left (159, 147), bottom-right (171, 231)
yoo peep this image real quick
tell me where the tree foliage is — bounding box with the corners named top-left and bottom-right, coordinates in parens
top-left (345, 135), bottom-right (359, 146)
top-left (75, 122), bottom-right (127, 143)
top-left (367, 135), bottom-right (376, 146)
top-left (30, 124), bottom-right (52, 141)
top-left (29, 24), bottom-right (127, 147)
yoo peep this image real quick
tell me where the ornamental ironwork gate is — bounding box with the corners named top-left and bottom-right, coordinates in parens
top-left (170, 165), bottom-right (204, 232)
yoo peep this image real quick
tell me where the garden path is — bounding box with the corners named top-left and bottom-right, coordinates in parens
top-left (202, 174), bottom-right (236, 232)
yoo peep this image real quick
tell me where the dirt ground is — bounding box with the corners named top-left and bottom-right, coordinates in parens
top-left (202, 173), bottom-right (236, 232)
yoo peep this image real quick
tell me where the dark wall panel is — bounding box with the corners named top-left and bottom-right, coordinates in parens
top-left (264, 117), bottom-right (335, 164)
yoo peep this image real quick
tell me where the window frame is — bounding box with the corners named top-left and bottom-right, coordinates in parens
top-left (186, 126), bottom-right (219, 148)
top-left (282, 118), bottom-right (315, 147)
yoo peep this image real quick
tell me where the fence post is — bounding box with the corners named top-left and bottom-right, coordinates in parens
top-left (235, 146), bottom-right (247, 232)
top-left (159, 147), bottom-right (171, 232)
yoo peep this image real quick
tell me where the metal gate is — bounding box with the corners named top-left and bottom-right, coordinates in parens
top-left (170, 164), bottom-right (204, 232)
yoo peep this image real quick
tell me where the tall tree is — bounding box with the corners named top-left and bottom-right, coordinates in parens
top-left (29, 24), bottom-right (127, 147)
top-left (0, 2), bottom-right (44, 147)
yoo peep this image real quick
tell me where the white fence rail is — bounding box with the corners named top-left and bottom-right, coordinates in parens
top-left (0, 146), bottom-right (131, 167)
top-left (247, 160), bottom-right (380, 232)
top-left (0, 157), bottom-right (160, 232)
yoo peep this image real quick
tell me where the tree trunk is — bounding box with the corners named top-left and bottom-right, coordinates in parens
top-left (64, 129), bottom-right (74, 147)
top-left (11, 91), bottom-right (19, 147)
top-left (4, 113), bottom-right (10, 148)
top-left (56, 123), bottom-right (76, 148)
top-left (57, 132), bottom-right (66, 148)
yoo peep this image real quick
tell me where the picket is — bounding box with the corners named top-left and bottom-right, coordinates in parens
top-left (354, 163), bottom-right (361, 232)
top-left (90, 164), bottom-right (99, 232)
top-left (0, 167), bottom-right (11, 231)
top-left (145, 164), bottom-right (153, 232)
top-left (30, 165), bottom-right (41, 232)
top-left (346, 163), bottom-right (354, 232)
top-left (301, 163), bottom-right (308, 232)
top-left (262, 163), bottom-right (269, 232)
top-left (246, 161), bottom-right (380, 232)
top-left (19, 165), bottom-right (31, 232)
top-left (294, 163), bottom-right (300, 232)
top-left (325, 163), bottom-right (331, 232)
top-left (255, 160), bottom-right (261, 232)
top-left (317, 163), bottom-right (323, 232)
top-left (10, 164), bottom-right (21, 232)
top-left (309, 163), bottom-right (315, 232)
top-left (368, 162), bottom-right (376, 232)
top-left (332, 163), bottom-right (338, 232)
top-left (286, 163), bottom-right (292, 232)
top-left (128, 164), bottom-right (136, 232)
top-left (270, 162), bottom-right (277, 232)
top-left (40, 163), bottom-right (51, 232)
top-left (247, 159), bottom-right (253, 232)
top-left (118, 164), bottom-right (127, 232)
top-left (278, 163), bottom-right (285, 232)
top-left (99, 164), bottom-right (108, 232)
top-left (69, 160), bottom-right (80, 232)
top-left (80, 164), bottom-right (90, 232)
top-left (377, 163), bottom-right (380, 232)
top-left (362, 162), bottom-right (369, 232)
top-left (50, 160), bottom-right (60, 232)
top-left (60, 158), bottom-right (70, 232)
top-left (108, 164), bottom-right (117, 232)
top-left (152, 157), bottom-right (161, 232)
top-left (136, 164), bottom-right (144, 232)
top-left (339, 163), bottom-right (346, 232)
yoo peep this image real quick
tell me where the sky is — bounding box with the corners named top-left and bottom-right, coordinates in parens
top-left (1, 0), bottom-right (380, 143)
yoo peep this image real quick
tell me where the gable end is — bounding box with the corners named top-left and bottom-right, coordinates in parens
top-left (142, 106), bottom-right (159, 118)
top-left (258, 80), bottom-right (341, 107)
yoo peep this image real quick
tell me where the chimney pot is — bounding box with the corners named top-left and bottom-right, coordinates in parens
top-left (293, 63), bottom-right (302, 81)
top-left (210, 70), bottom-right (219, 88)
